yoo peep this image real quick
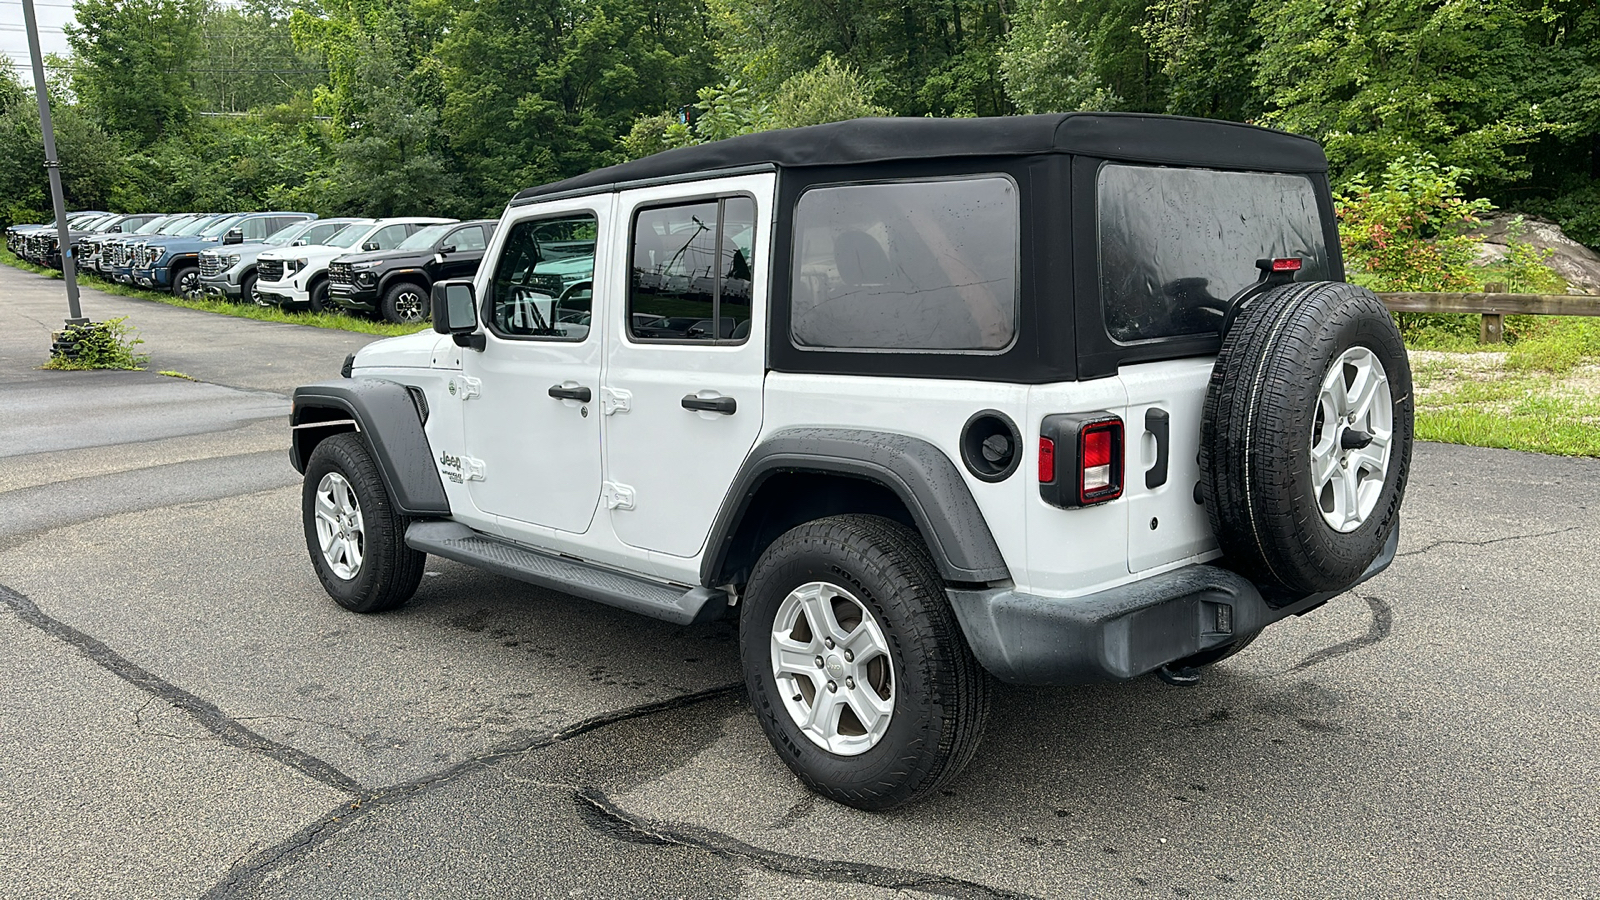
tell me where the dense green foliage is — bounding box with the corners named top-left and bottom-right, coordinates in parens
top-left (0, 0), bottom-right (1596, 251)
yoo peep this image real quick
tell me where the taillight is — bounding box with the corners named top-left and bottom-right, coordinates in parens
top-left (1078, 420), bottom-right (1123, 503)
top-left (1038, 413), bottom-right (1124, 508)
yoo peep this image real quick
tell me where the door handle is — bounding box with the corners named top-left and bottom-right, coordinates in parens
top-left (1145, 408), bottom-right (1170, 489)
top-left (681, 394), bottom-right (736, 415)
top-left (548, 384), bottom-right (591, 403)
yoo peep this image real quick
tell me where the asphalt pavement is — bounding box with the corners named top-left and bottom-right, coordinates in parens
top-left (1, 265), bottom-right (1596, 899)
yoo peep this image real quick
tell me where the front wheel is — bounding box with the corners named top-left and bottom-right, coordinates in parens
top-left (741, 515), bottom-right (990, 810)
top-left (171, 265), bottom-right (201, 299)
top-left (239, 272), bottom-right (258, 305)
top-left (302, 432), bottom-right (425, 613)
top-left (382, 282), bottom-right (431, 324)
top-left (307, 278), bottom-right (331, 314)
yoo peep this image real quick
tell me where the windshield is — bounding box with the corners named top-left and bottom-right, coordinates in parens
top-left (200, 216), bottom-right (244, 239)
top-left (172, 217), bottom-right (218, 237)
top-left (265, 220), bottom-right (316, 246)
top-left (327, 222), bottom-right (376, 248)
top-left (136, 216), bottom-right (174, 234)
top-left (395, 224), bottom-right (452, 251)
top-left (75, 215), bottom-right (113, 231)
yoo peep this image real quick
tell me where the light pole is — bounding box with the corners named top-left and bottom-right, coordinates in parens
top-left (20, 0), bottom-right (86, 327)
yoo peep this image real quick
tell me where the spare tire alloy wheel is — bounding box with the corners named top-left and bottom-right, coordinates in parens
top-left (770, 582), bottom-right (895, 755)
top-left (1200, 281), bottom-right (1413, 596)
top-left (1311, 346), bottom-right (1393, 533)
top-left (742, 515), bottom-right (990, 810)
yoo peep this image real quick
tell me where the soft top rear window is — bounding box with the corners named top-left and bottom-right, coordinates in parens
top-left (1097, 164), bottom-right (1329, 343)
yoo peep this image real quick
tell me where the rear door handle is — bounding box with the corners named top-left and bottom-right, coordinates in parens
top-left (1145, 408), bottom-right (1170, 489)
top-left (548, 384), bottom-right (591, 403)
top-left (681, 394), bottom-right (736, 415)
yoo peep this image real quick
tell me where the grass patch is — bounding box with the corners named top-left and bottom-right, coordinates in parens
top-left (2, 248), bottom-right (427, 338)
top-left (1, 246), bottom-right (62, 278)
top-left (1411, 351), bottom-right (1600, 457)
top-left (157, 370), bottom-right (195, 380)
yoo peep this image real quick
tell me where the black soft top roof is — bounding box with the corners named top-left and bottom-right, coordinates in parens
top-left (514, 113), bottom-right (1327, 202)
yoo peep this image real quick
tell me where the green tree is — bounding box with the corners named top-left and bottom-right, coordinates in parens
top-left (65, 0), bottom-right (206, 146)
top-left (0, 60), bottom-right (124, 226)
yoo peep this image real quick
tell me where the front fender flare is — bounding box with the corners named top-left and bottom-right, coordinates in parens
top-left (702, 428), bottom-right (1011, 586)
top-left (290, 378), bottom-right (449, 517)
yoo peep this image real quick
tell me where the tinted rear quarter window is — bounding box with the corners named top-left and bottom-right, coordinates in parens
top-left (790, 176), bottom-right (1018, 352)
top-left (1098, 164), bottom-right (1328, 343)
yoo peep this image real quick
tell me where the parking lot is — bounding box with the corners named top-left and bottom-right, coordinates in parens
top-left (1, 263), bottom-right (1597, 899)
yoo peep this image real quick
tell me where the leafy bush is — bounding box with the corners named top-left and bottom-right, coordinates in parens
top-left (1336, 153), bottom-right (1493, 293)
top-left (43, 316), bottom-right (148, 370)
top-left (1477, 216), bottom-right (1569, 295)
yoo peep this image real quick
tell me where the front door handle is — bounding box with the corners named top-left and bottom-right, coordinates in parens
top-left (1145, 408), bottom-right (1170, 489)
top-left (681, 394), bottom-right (736, 415)
top-left (548, 384), bottom-right (591, 403)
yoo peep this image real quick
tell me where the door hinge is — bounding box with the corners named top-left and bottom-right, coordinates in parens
top-left (448, 376), bottom-right (481, 401)
top-left (601, 387), bottom-right (631, 416)
top-left (463, 455), bottom-right (487, 481)
top-left (603, 481), bottom-right (635, 510)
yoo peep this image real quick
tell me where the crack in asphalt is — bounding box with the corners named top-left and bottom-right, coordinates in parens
top-left (1285, 596), bottom-right (1393, 673)
top-left (1396, 525), bottom-right (1580, 560)
top-left (576, 789), bottom-right (1042, 900)
top-left (0, 582), bottom-right (366, 795)
top-left (199, 684), bottom-right (745, 899)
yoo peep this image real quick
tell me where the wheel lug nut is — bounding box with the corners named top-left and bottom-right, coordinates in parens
top-left (827, 681), bottom-right (837, 693)
top-left (824, 638), bottom-right (834, 649)
top-left (844, 650), bottom-right (853, 662)
top-left (1340, 458), bottom-right (1348, 468)
top-left (814, 656), bottom-right (824, 668)
top-left (845, 677), bottom-right (855, 689)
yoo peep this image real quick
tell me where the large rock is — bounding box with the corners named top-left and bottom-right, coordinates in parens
top-left (1471, 215), bottom-right (1600, 294)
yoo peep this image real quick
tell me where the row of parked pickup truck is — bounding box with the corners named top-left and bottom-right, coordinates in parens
top-left (4, 210), bottom-right (499, 324)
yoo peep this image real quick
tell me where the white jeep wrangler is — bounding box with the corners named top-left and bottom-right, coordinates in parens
top-left (290, 114), bottom-right (1412, 810)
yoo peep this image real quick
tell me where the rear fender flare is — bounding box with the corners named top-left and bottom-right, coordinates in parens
top-left (702, 428), bottom-right (1010, 586)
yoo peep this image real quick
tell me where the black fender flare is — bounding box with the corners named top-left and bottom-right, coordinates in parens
top-left (702, 428), bottom-right (1011, 586)
top-left (378, 269), bottom-right (432, 298)
top-left (290, 378), bottom-right (449, 517)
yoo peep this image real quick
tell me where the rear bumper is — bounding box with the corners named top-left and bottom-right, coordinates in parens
top-left (949, 525), bottom-right (1399, 686)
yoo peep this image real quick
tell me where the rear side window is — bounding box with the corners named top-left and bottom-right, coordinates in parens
top-left (629, 196), bottom-right (756, 343)
top-left (790, 177), bottom-right (1018, 352)
top-left (1097, 164), bottom-right (1329, 343)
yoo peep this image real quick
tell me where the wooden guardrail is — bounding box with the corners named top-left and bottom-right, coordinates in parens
top-left (1378, 282), bottom-right (1600, 343)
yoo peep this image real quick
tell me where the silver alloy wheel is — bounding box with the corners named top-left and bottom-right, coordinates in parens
top-left (177, 269), bottom-right (201, 298)
top-left (770, 581), bottom-right (895, 756)
top-left (313, 472), bottom-right (366, 580)
top-left (393, 289), bottom-right (425, 323)
top-left (1310, 345), bottom-right (1393, 533)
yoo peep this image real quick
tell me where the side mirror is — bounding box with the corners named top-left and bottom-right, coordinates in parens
top-left (292, 238), bottom-right (308, 246)
top-left (224, 228), bottom-right (243, 245)
top-left (432, 280), bottom-right (483, 349)
top-left (438, 245), bottom-right (455, 255)
top-left (362, 241), bottom-right (380, 252)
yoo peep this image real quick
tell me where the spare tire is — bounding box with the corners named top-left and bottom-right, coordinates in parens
top-left (1200, 281), bottom-right (1412, 597)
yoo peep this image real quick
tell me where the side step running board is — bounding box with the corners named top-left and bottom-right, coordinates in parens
top-left (405, 521), bottom-right (727, 625)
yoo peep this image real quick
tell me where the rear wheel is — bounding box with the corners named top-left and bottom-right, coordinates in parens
top-left (741, 515), bottom-right (990, 810)
top-left (301, 432), bottom-right (425, 613)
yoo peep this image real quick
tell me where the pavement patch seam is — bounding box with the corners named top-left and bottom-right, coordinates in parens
top-left (576, 788), bottom-right (1043, 900)
top-left (199, 684), bottom-right (745, 899)
top-left (1396, 525), bottom-right (1580, 559)
top-left (0, 582), bottom-right (366, 795)
top-left (1286, 595), bottom-right (1393, 673)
